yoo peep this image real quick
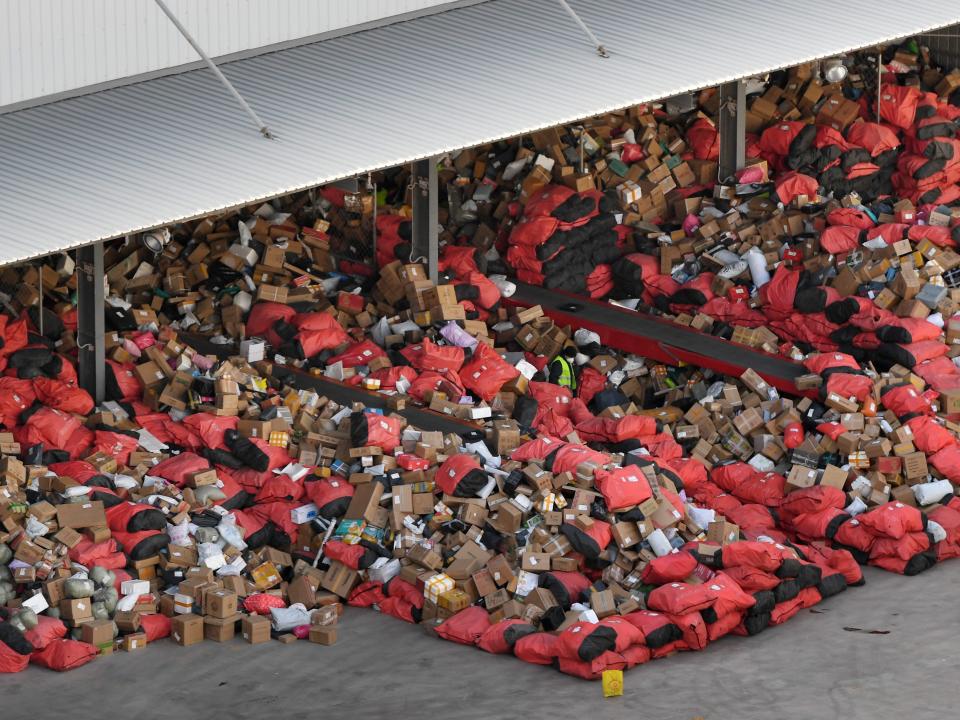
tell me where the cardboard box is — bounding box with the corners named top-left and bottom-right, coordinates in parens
top-left (241, 614), bottom-right (271, 644)
top-left (204, 614), bottom-right (241, 642)
top-left (309, 625), bottom-right (338, 645)
top-left (205, 589), bottom-right (238, 619)
top-left (171, 614), bottom-right (204, 646)
top-left (55, 501), bottom-right (106, 529)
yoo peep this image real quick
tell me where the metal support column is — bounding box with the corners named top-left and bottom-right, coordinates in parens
top-left (77, 241), bottom-right (105, 404)
top-left (411, 158), bottom-right (439, 283)
top-left (718, 80), bottom-right (746, 181)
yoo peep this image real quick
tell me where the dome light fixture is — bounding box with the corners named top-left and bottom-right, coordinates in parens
top-left (823, 57), bottom-right (848, 84)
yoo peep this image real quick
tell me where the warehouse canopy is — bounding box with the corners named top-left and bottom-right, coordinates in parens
top-left (1, 0), bottom-right (959, 266)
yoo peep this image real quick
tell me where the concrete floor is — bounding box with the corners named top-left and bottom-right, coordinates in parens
top-left (4, 564), bottom-right (960, 720)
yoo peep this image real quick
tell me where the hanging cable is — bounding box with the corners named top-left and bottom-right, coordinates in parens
top-left (556, 0), bottom-right (608, 58)
top-left (367, 172), bottom-right (378, 268)
top-left (154, 0), bottom-right (274, 139)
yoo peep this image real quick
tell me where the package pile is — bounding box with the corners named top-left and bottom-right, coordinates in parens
top-left (3, 38), bottom-right (960, 682)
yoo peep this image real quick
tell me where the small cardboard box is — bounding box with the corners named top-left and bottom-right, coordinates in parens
top-left (81, 619), bottom-right (115, 652)
top-left (171, 614), bottom-right (204, 646)
top-left (55, 501), bottom-right (106, 529)
top-left (241, 614), bottom-right (271, 645)
top-left (123, 632), bottom-right (148, 652)
top-left (204, 614), bottom-right (241, 642)
top-left (205, 589), bottom-right (238, 619)
top-left (309, 625), bottom-right (337, 645)
top-left (706, 520), bottom-right (740, 545)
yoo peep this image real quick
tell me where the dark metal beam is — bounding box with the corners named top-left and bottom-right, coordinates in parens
top-left (77, 242), bottom-right (105, 404)
top-left (718, 80), bottom-right (746, 181)
top-left (411, 157), bottom-right (439, 283)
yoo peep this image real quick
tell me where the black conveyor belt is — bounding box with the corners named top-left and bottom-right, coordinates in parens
top-left (183, 334), bottom-right (477, 434)
top-left (508, 283), bottom-right (811, 396)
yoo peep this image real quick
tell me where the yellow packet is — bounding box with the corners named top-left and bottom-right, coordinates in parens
top-left (602, 669), bottom-right (623, 698)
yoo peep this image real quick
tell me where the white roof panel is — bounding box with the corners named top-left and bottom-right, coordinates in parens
top-left (1, 0), bottom-right (958, 266)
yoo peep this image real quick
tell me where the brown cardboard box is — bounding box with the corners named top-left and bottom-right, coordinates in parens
top-left (81, 619), bottom-right (115, 652)
top-left (320, 561), bottom-right (360, 598)
top-left (171, 614), bottom-right (204, 646)
top-left (241, 614), bottom-right (271, 644)
top-left (55, 501), bottom-right (106, 529)
top-left (123, 632), bottom-right (148, 651)
top-left (204, 614), bottom-right (241, 642)
top-left (309, 625), bottom-right (338, 645)
top-left (287, 575), bottom-right (319, 609)
top-left (706, 520), bottom-right (740, 545)
top-left (205, 589), bottom-right (238, 619)
top-left (60, 598), bottom-right (94, 622)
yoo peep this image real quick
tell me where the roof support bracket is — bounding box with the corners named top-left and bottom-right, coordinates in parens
top-left (411, 158), bottom-right (439, 284)
top-left (154, 0), bottom-right (274, 139)
top-left (718, 80), bottom-right (746, 182)
top-left (556, 0), bottom-right (608, 58)
top-left (77, 241), bottom-right (105, 404)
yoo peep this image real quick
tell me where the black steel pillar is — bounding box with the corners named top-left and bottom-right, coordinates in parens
top-left (77, 241), bottom-right (105, 404)
top-left (718, 80), bottom-right (746, 181)
top-left (411, 158), bottom-right (439, 283)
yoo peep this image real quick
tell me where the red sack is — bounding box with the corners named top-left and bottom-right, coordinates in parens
top-left (538, 571), bottom-right (592, 609)
top-left (721, 541), bottom-right (785, 572)
top-left (560, 519), bottom-right (612, 560)
top-left (557, 650), bottom-right (627, 680)
top-left (140, 613), bottom-right (171, 642)
top-left (477, 620), bottom-right (536, 654)
top-left (576, 366), bottom-right (606, 405)
top-left (151, 452), bottom-right (210, 487)
top-left (93, 430), bottom-right (140, 466)
top-left (640, 551), bottom-right (698, 585)
top-left (622, 610), bottom-right (683, 648)
top-left (327, 340), bottom-right (386, 369)
top-left (723, 565), bottom-right (780, 593)
top-left (68, 538), bottom-right (125, 568)
top-left (30, 639), bottom-right (97, 672)
top-left (412, 338), bottom-right (464, 374)
top-left (182, 413), bottom-right (238, 451)
top-left (513, 632), bottom-right (559, 665)
top-left (669, 611), bottom-right (709, 651)
top-left (23, 615), bottom-right (67, 651)
top-left (0, 639), bottom-right (30, 674)
top-left (323, 540), bottom-right (370, 571)
top-left (434, 606), bottom-right (490, 646)
top-left (304, 477), bottom-right (354, 518)
top-left (879, 84), bottom-right (921, 130)
top-left (247, 302), bottom-right (297, 338)
top-left (705, 572), bottom-right (757, 616)
top-left (881, 383), bottom-right (932, 416)
top-left (598, 616), bottom-right (644, 652)
top-left (0, 377), bottom-right (34, 427)
top-left (350, 411), bottom-right (402, 452)
top-left (556, 622), bottom-right (618, 661)
top-left (775, 171), bottom-right (819, 205)
top-left (819, 225), bottom-right (862, 254)
top-left (594, 465), bottom-right (654, 511)
top-left (32, 377), bottom-right (94, 415)
top-left (460, 343), bottom-right (519, 402)
top-left (255, 474), bottom-right (305, 504)
top-left (348, 581), bottom-right (385, 608)
top-left (906, 415), bottom-right (956, 454)
top-left (778, 486), bottom-right (847, 521)
top-left (858, 501), bottom-right (924, 540)
top-left (379, 596), bottom-right (419, 623)
top-left (647, 582), bottom-right (715, 615)
top-left (436, 454), bottom-right (488, 497)
top-left (244, 593), bottom-right (287, 614)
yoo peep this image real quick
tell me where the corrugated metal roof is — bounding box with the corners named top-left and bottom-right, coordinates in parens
top-left (1, 0), bottom-right (959, 266)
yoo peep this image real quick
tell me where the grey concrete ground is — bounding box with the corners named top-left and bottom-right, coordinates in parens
top-left (4, 564), bottom-right (959, 720)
